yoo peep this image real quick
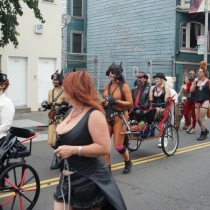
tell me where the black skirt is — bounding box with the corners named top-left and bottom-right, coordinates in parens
top-left (54, 173), bottom-right (106, 209)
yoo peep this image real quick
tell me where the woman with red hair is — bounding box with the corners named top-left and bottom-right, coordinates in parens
top-left (53, 71), bottom-right (127, 210)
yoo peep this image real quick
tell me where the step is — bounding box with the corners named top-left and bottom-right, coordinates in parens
top-left (15, 107), bottom-right (31, 114)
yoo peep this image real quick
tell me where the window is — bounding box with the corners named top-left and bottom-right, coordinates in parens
top-left (71, 31), bottom-right (84, 54)
top-left (71, 0), bottom-right (84, 18)
top-left (180, 21), bottom-right (209, 50)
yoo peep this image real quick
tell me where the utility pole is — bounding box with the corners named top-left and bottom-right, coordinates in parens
top-left (204, 0), bottom-right (209, 63)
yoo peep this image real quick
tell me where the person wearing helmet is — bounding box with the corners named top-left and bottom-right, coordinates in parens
top-left (0, 72), bottom-right (15, 173)
top-left (0, 72), bottom-right (15, 141)
top-left (41, 70), bottom-right (65, 170)
top-left (102, 62), bottom-right (133, 174)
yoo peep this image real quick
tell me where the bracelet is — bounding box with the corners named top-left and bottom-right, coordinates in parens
top-left (78, 146), bottom-right (82, 157)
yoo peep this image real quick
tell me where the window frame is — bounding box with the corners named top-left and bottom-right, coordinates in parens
top-left (180, 21), bottom-right (210, 52)
top-left (70, 30), bottom-right (84, 54)
top-left (71, 0), bottom-right (84, 19)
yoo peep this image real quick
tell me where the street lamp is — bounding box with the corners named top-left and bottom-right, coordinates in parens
top-left (61, 14), bottom-right (71, 71)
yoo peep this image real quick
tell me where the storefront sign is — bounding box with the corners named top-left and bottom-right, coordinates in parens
top-left (198, 45), bottom-right (204, 54)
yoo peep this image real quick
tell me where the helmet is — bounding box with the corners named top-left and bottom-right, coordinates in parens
top-left (51, 70), bottom-right (64, 85)
top-left (0, 72), bottom-right (7, 82)
top-left (106, 62), bottom-right (123, 78)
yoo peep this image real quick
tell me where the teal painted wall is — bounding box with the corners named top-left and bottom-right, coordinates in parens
top-left (175, 12), bottom-right (210, 63)
top-left (65, 0), bottom-right (87, 72)
top-left (175, 5), bottom-right (210, 92)
top-left (87, 0), bottom-right (177, 89)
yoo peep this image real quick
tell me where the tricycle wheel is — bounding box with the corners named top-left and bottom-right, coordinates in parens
top-left (0, 163), bottom-right (40, 210)
top-left (125, 135), bottom-right (142, 152)
top-left (161, 125), bottom-right (179, 156)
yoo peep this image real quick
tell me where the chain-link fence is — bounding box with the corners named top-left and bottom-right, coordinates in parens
top-left (62, 52), bottom-right (175, 92)
top-left (62, 52), bottom-right (100, 91)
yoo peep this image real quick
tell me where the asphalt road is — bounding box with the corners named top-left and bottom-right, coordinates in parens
top-left (1, 122), bottom-right (210, 210)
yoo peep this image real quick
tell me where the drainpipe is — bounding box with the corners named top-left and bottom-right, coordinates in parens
top-left (204, 0), bottom-right (209, 64)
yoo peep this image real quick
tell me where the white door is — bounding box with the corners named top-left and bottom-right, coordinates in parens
top-left (8, 57), bottom-right (27, 107)
top-left (38, 58), bottom-right (56, 108)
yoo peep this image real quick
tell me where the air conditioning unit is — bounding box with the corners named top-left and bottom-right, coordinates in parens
top-left (35, 24), bottom-right (43, 34)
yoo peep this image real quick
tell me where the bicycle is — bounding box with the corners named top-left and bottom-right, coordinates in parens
top-left (121, 96), bottom-right (179, 156)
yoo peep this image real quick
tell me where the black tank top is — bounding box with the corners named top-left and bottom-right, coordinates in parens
top-left (152, 86), bottom-right (165, 104)
top-left (195, 81), bottom-right (210, 102)
top-left (58, 108), bottom-right (95, 170)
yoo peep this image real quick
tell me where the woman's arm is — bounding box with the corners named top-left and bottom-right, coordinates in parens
top-left (0, 100), bottom-right (15, 135)
top-left (102, 83), bottom-right (108, 98)
top-left (147, 74), bottom-right (151, 85)
top-left (190, 79), bottom-right (198, 92)
top-left (116, 83), bottom-right (133, 108)
top-left (54, 110), bottom-right (111, 159)
top-left (177, 85), bottom-right (184, 98)
top-left (149, 86), bottom-right (155, 101)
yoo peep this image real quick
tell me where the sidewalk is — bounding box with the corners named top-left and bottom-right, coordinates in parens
top-left (13, 111), bottom-right (49, 142)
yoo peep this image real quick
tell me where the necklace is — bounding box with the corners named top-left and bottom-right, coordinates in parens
top-left (66, 107), bottom-right (85, 124)
top-left (155, 86), bottom-right (162, 95)
top-left (199, 78), bottom-right (207, 90)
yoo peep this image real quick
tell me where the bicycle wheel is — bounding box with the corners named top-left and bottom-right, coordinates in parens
top-left (125, 135), bottom-right (142, 152)
top-left (161, 125), bottom-right (179, 156)
top-left (0, 163), bottom-right (40, 210)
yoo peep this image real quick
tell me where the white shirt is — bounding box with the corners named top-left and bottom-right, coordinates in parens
top-left (0, 93), bottom-right (15, 139)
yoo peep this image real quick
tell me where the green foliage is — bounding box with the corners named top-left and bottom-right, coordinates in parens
top-left (0, 0), bottom-right (45, 48)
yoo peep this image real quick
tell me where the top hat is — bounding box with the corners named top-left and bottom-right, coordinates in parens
top-left (153, 72), bottom-right (167, 81)
top-left (136, 72), bottom-right (148, 79)
top-left (0, 73), bottom-right (7, 82)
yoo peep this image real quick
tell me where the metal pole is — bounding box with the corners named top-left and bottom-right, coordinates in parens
top-left (204, 0), bottom-right (209, 63)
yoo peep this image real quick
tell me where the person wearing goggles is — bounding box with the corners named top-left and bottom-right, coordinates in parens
top-left (102, 62), bottom-right (133, 174)
top-left (41, 70), bottom-right (66, 170)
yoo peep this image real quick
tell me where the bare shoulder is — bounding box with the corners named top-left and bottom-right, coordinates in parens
top-left (88, 110), bottom-right (107, 130)
top-left (150, 85), bottom-right (155, 91)
top-left (104, 83), bottom-right (109, 90)
top-left (89, 110), bottom-right (105, 121)
top-left (122, 83), bottom-right (131, 91)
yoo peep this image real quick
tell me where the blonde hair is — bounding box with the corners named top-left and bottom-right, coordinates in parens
top-left (160, 78), bottom-right (166, 87)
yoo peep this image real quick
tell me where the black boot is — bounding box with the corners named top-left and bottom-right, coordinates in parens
top-left (50, 154), bottom-right (59, 170)
top-left (123, 159), bottom-right (132, 174)
top-left (197, 131), bottom-right (207, 141)
top-left (205, 129), bottom-right (209, 136)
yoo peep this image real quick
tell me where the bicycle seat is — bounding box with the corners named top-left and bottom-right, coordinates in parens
top-left (10, 150), bottom-right (31, 158)
top-left (9, 127), bottom-right (35, 138)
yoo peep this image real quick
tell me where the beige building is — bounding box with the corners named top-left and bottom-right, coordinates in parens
top-left (0, 0), bottom-right (62, 111)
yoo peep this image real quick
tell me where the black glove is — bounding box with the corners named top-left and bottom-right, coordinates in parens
top-left (41, 101), bottom-right (51, 110)
top-left (106, 95), bottom-right (118, 106)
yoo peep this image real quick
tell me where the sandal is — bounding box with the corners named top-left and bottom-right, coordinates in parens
top-left (186, 126), bottom-right (192, 133)
top-left (182, 125), bottom-right (188, 130)
top-left (188, 129), bottom-right (195, 134)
